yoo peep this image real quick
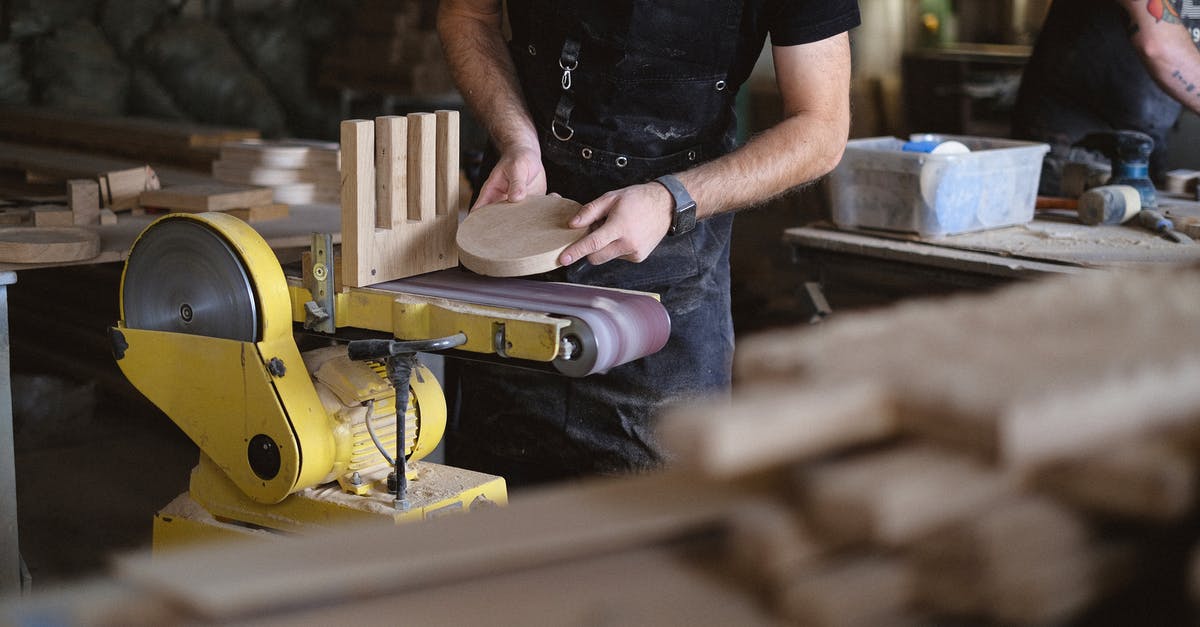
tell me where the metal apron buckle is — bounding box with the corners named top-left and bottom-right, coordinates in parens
top-left (552, 119), bottom-right (575, 141)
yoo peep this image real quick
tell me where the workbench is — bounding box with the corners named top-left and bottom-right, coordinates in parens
top-left (786, 218), bottom-right (1200, 309)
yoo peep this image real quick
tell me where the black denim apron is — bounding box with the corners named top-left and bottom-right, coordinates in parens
top-left (449, 0), bottom-right (742, 484)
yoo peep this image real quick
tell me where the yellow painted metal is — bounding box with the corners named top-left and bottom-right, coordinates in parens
top-left (152, 493), bottom-right (272, 552)
top-left (187, 453), bottom-right (507, 535)
top-left (287, 279), bottom-right (567, 362)
top-left (310, 354), bottom-right (445, 491)
top-left (408, 363), bottom-right (445, 461)
top-left (115, 327), bottom-right (305, 503)
top-left (117, 213), bottom-right (336, 504)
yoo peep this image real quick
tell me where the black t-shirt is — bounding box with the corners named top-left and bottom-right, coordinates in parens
top-left (731, 0), bottom-right (862, 86)
top-left (507, 0), bottom-right (861, 98)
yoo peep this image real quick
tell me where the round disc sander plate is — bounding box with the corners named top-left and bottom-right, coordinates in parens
top-left (121, 219), bottom-right (259, 341)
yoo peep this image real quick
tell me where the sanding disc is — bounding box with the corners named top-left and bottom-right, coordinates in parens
top-left (456, 195), bottom-right (588, 277)
top-left (0, 226), bottom-right (100, 264)
top-left (122, 218), bottom-right (259, 342)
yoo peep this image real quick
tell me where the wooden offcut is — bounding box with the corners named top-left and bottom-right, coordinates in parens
top-left (220, 204), bottom-right (290, 223)
top-left (140, 182), bottom-right (275, 213)
top-left (103, 165), bottom-right (159, 212)
top-left (456, 195), bottom-right (587, 277)
top-left (0, 226), bottom-right (100, 263)
top-left (30, 205), bottom-right (74, 227)
top-left (67, 179), bottom-right (100, 225)
top-left (340, 112), bottom-right (459, 288)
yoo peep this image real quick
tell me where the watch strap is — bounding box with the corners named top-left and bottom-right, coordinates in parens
top-left (654, 174), bottom-right (697, 236)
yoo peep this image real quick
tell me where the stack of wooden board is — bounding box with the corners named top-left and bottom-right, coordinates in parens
top-left (211, 139), bottom-right (340, 205)
top-left (0, 106), bottom-right (259, 171)
top-left (5, 265), bottom-right (1200, 625)
top-left (657, 263), bottom-right (1200, 625)
top-left (318, 0), bottom-right (456, 98)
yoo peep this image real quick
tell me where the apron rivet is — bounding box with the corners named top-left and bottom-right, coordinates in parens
top-left (581, 148), bottom-right (593, 159)
top-left (528, 44), bottom-right (537, 56)
top-left (615, 156), bottom-right (628, 167)
top-left (715, 80), bottom-right (727, 91)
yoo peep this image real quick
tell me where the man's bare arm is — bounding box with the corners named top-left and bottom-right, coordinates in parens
top-left (680, 33), bottom-right (852, 218)
top-left (1123, 0), bottom-right (1200, 115)
top-left (560, 32), bottom-right (852, 266)
top-left (437, 0), bottom-right (546, 205)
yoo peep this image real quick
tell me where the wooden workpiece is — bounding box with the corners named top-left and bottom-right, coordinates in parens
top-left (456, 195), bottom-right (588, 277)
top-left (0, 226), bottom-right (100, 263)
top-left (30, 205), bottom-right (74, 227)
top-left (139, 182), bottom-right (275, 213)
top-left (340, 113), bottom-right (459, 288)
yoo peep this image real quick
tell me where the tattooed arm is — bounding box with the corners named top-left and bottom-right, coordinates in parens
top-left (1122, 0), bottom-right (1200, 114)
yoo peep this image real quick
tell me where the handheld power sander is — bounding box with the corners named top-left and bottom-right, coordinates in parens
top-left (1075, 130), bottom-right (1193, 243)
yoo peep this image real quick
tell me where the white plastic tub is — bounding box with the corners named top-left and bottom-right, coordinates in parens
top-left (828, 134), bottom-right (1050, 237)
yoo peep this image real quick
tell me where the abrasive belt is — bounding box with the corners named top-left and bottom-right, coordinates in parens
top-left (377, 269), bottom-right (671, 376)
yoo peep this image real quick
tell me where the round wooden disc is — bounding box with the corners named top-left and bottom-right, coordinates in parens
top-left (0, 227), bottom-right (101, 264)
top-left (456, 195), bottom-right (587, 277)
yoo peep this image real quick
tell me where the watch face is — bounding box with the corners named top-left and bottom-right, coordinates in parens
top-left (673, 201), bottom-right (697, 235)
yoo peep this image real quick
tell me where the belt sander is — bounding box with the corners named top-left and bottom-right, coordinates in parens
top-left (110, 212), bottom-right (670, 547)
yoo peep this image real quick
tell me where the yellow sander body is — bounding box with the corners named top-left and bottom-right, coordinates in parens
top-left (113, 213), bottom-right (668, 549)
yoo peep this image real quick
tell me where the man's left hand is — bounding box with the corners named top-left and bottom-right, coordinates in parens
top-left (557, 182), bottom-right (674, 266)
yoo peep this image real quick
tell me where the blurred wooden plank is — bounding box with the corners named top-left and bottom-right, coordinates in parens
top-left (116, 471), bottom-right (752, 619)
top-left (659, 381), bottom-right (897, 479)
top-left (0, 141), bottom-right (210, 186)
top-left (800, 445), bottom-right (1014, 548)
top-left (0, 105), bottom-right (258, 169)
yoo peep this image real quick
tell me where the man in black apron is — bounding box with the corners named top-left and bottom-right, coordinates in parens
top-left (438, 0), bottom-right (860, 485)
top-left (1012, 0), bottom-right (1200, 195)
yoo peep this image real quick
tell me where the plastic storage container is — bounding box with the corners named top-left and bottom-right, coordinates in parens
top-left (828, 134), bottom-right (1050, 237)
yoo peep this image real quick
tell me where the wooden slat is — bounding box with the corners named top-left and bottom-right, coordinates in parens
top-left (435, 109), bottom-right (459, 216)
top-left (375, 115), bottom-right (406, 227)
top-left (406, 112), bottom-right (436, 222)
top-left (340, 119), bottom-right (375, 288)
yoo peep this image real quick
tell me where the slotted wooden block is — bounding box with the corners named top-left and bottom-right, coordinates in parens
top-left (340, 111), bottom-right (459, 288)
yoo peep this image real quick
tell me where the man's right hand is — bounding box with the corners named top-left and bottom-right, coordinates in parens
top-left (473, 145), bottom-right (548, 208)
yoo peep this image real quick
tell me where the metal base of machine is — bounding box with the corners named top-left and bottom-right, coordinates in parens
top-left (153, 456), bottom-right (508, 552)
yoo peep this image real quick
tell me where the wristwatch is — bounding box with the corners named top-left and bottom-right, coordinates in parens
top-left (654, 174), bottom-right (697, 236)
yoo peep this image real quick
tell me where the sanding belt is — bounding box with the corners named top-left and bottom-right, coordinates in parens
top-left (377, 268), bottom-right (671, 376)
